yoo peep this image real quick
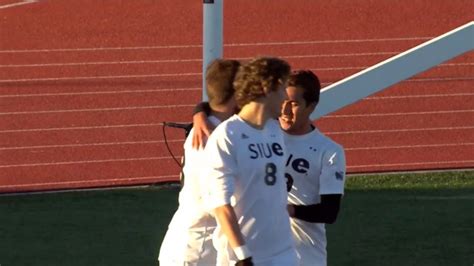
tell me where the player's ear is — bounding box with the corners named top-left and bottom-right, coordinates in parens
top-left (307, 102), bottom-right (317, 112)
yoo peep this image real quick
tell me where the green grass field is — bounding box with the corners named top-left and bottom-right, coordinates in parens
top-left (1, 171), bottom-right (473, 266)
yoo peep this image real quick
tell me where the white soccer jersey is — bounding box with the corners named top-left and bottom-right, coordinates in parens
top-left (284, 128), bottom-right (346, 266)
top-left (203, 115), bottom-right (296, 265)
top-left (158, 116), bottom-right (221, 265)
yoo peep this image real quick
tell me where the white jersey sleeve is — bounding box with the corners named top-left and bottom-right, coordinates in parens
top-left (202, 129), bottom-right (237, 210)
top-left (319, 143), bottom-right (346, 195)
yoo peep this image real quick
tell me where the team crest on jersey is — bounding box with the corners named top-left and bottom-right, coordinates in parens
top-left (335, 171), bottom-right (344, 181)
top-left (328, 152), bottom-right (337, 165)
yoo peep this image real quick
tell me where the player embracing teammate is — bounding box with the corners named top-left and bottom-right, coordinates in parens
top-left (158, 59), bottom-right (241, 265)
top-left (159, 57), bottom-right (346, 266)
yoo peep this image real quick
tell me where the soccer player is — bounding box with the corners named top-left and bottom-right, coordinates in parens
top-left (202, 57), bottom-right (297, 265)
top-left (281, 70), bottom-right (346, 266)
top-left (158, 59), bottom-right (240, 266)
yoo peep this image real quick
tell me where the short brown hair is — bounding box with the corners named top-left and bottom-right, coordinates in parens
top-left (288, 70), bottom-right (321, 106)
top-left (205, 59), bottom-right (241, 106)
top-left (233, 57), bottom-right (291, 108)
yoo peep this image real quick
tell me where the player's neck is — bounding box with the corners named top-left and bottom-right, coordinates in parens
top-left (238, 102), bottom-right (271, 129)
top-left (210, 104), bottom-right (235, 122)
top-left (286, 120), bottom-right (313, 135)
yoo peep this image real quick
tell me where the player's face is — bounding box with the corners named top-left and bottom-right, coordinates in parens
top-left (279, 86), bottom-right (313, 134)
top-left (266, 82), bottom-right (288, 119)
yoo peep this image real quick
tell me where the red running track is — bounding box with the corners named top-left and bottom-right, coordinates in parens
top-left (0, 0), bottom-right (473, 193)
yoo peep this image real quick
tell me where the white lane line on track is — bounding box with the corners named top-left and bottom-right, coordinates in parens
top-left (347, 160), bottom-right (474, 169)
top-left (1, 141), bottom-right (471, 152)
top-left (0, 156), bottom-right (179, 168)
top-left (0, 75), bottom-right (471, 84)
top-left (0, 37), bottom-right (432, 53)
top-left (282, 52), bottom-right (397, 59)
top-left (1, 158), bottom-right (472, 170)
top-left (365, 93), bottom-right (474, 100)
top-left (0, 58), bottom-right (202, 68)
top-left (404, 77), bottom-right (474, 82)
top-left (0, 0), bottom-right (37, 9)
top-left (1, 90), bottom-right (472, 100)
top-left (0, 72), bottom-right (201, 83)
top-left (0, 123), bottom-right (166, 133)
top-left (248, 53), bottom-right (464, 63)
top-left (225, 37), bottom-right (432, 46)
top-left (0, 175), bottom-right (178, 189)
top-left (326, 126), bottom-right (474, 135)
top-left (1, 124), bottom-right (473, 135)
top-left (2, 58), bottom-right (471, 69)
top-left (0, 87), bottom-right (201, 98)
top-left (345, 143), bottom-right (474, 151)
top-left (1, 107), bottom-right (471, 117)
top-left (324, 109), bottom-right (474, 118)
top-left (0, 104), bottom-right (195, 115)
top-left (308, 62), bottom-right (474, 72)
top-left (0, 139), bottom-right (184, 151)
top-left (0, 52), bottom-right (400, 68)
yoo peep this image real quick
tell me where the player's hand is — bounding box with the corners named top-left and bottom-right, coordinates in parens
top-left (235, 257), bottom-right (254, 266)
top-left (192, 112), bottom-right (215, 149)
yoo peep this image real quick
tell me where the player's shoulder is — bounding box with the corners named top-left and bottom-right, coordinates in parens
top-left (313, 129), bottom-right (344, 152)
top-left (205, 115), bottom-right (243, 146)
top-left (212, 115), bottom-right (239, 134)
top-left (183, 116), bottom-right (222, 150)
top-left (266, 118), bottom-right (283, 131)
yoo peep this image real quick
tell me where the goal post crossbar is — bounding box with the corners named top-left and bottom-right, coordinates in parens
top-left (310, 21), bottom-right (474, 120)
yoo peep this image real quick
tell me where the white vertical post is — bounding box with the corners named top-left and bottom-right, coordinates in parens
top-left (203, 0), bottom-right (223, 101)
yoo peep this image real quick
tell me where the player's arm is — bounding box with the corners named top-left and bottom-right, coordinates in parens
top-left (214, 204), bottom-right (245, 247)
top-left (214, 204), bottom-right (245, 248)
top-left (288, 144), bottom-right (346, 224)
top-left (214, 204), bottom-right (253, 264)
top-left (202, 130), bottom-right (253, 265)
top-left (287, 194), bottom-right (342, 224)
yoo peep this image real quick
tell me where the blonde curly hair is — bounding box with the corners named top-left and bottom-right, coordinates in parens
top-left (233, 57), bottom-right (291, 108)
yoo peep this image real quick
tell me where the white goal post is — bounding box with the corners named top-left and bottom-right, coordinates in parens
top-left (202, 0), bottom-right (223, 101)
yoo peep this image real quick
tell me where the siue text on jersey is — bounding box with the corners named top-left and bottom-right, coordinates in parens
top-left (248, 142), bottom-right (284, 159)
top-left (286, 154), bottom-right (310, 174)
